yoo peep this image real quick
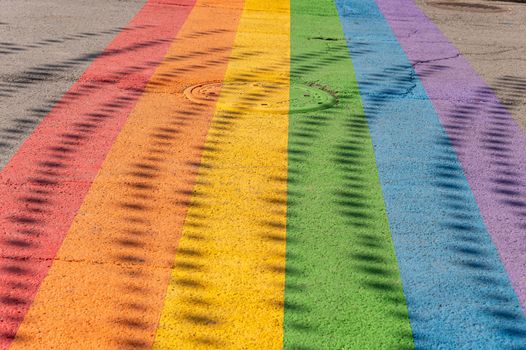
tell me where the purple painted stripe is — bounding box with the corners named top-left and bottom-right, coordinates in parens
top-left (375, 0), bottom-right (526, 309)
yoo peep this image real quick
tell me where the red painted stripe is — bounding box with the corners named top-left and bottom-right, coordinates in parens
top-left (0, 0), bottom-right (195, 346)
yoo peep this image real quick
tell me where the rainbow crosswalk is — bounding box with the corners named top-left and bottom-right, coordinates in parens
top-left (1, 0), bottom-right (526, 348)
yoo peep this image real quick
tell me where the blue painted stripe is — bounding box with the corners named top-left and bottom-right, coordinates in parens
top-left (334, 0), bottom-right (526, 348)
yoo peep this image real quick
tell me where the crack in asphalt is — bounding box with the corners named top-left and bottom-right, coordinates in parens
top-left (412, 53), bottom-right (461, 66)
top-left (0, 254), bottom-right (173, 270)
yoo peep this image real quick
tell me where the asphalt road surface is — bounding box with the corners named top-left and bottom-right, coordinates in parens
top-left (0, 0), bottom-right (525, 349)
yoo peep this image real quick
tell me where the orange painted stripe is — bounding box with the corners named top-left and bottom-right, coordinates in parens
top-left (9, 1), bottom-right (244, 349)
top-left (0, 1), bottom-right (195, 347)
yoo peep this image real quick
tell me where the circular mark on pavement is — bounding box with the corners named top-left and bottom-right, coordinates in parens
top-left (429, 1), bottom-right (505, 12)
top-left (289, 84), bottom-right (337, 114)
top-left (184, 81), bottom-right (223, 104)
top-left (184, 81), bottom-right (337, 114)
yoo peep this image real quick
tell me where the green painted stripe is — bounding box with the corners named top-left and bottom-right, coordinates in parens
top-left (283, 1), bottom-right (414, 348)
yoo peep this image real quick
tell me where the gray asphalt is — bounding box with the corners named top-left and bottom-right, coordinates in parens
top-left (416, 0), bottom-right (526, 131)
top-left (0, 0), bottom-right (146, 169)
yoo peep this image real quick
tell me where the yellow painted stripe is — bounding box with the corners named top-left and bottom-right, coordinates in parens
top-left (153, 1), bottom-right (290, 349)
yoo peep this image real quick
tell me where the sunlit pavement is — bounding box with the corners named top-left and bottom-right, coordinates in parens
top-left (0, 0), bottom-right (525, 348)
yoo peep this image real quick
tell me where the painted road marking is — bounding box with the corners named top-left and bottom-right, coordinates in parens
top-left (336, 0), bottom-right (526, 347)
top-left (8, 1), bottom-right (243, 349)
top-left (0, 0), bottom-right (195, 346)
top-left (2, 0), bottom-right (526, 348)
top-left (153, 0), bottom-right (290, 348)
top-left (283, 0), bottom-right (413, 348)
top-left (377, 0), bottom-right (526, 317)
